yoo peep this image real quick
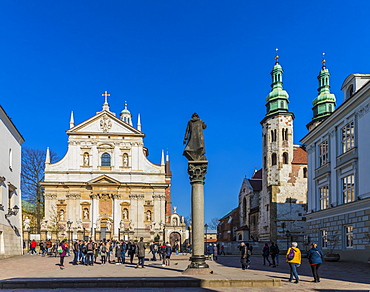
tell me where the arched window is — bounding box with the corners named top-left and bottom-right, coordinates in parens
top-left (263, 156), bottom-right (267, 168)
top-left (263, 134), bottom-right (266, 146)
top-left (271, 153), bottom-right (277, 166)
top-left (101, 152), bottom-right (111, 166)
top-left (271, 129), bottom-right (277, 142)
top-left (280, 101), bottom-right (284, 108)
top-left (303, 167), bottom-right (308, 178)
top-left (243, 197), bottom-right (247, 219)
top-left (283, 152), bottom-right (288, 164)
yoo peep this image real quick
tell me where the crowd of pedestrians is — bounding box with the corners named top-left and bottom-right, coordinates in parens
top-left (27, 237), bottom-right (326, 285)
top-left (51, 237), bottom-right (188, 270)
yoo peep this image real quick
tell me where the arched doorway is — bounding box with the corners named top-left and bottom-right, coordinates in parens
top-left (170, 232), bottom-right (181, 251)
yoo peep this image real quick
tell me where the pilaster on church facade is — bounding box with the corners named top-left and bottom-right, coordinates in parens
top-left (41, 93), bottom-right (180, 243)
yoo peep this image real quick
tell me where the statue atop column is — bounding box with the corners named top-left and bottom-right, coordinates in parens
top-left (183, 113), bottom-right (207, 161)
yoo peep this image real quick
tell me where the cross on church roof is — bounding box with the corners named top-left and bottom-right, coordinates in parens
top-left (102, 91), bottom-right (110, 111)
top-left (102, 91), bottom-right (110, 103)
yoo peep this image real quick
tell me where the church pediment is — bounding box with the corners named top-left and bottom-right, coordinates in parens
top-left (68, 111), bottom-right (143, 135)
top-left (88, 175), bottom-right (121, 185)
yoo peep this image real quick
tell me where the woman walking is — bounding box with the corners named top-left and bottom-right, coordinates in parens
top-left (307, 243), bottom-right (324, 283)
top-left (58, 240), bottom-right (67, 270)
top-left (286, 242), bottom-right (301, 283)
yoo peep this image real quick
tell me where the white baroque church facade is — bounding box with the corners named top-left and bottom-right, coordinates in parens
top-left (41, 92), bottom-right (184, 243)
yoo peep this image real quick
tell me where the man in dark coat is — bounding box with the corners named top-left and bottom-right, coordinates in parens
top-left (135, 237), bottom-right (146, 268)
top-left (183, 113), bottom-right (207, 161)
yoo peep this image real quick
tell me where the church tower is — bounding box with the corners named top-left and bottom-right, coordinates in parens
top-left (307, 54), bottom-right (336, 130)
top-left (261, 51), bottom-right (294, 187)
top-left (258, 51), bottom-right (307, 245)
top-left (120, 101), bottom-right (133, 126)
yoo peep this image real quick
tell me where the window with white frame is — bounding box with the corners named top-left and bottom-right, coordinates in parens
top-left (319, 185), bottom-right (329, 210)
top-left (345, 226), bottom-right (353, 248)
top-left (341, 121), bottom-right (355, 153)
top-left (321, 229), bottom-right (328, 248)
top-left (342, 174), bottom-right (355, 203)
top-left (319, 140), bottom-right (328, 166)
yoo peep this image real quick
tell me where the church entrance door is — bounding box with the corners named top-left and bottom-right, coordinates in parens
top-left (170, 232), bottom-right (181, 250)
top-left (100, 227), bottom-right (107, 240)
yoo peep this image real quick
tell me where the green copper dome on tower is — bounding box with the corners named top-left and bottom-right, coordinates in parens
top-left (312, 54), bottom-right (336, 121)
top-left (265, 50), bottom-right (291, 117)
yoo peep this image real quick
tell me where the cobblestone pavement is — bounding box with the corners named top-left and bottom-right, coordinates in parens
top-left (0, 253), bottom-right (369, 291)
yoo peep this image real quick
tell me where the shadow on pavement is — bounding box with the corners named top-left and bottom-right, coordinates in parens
top-left (0, 277), bottom-right (220, 291)
top-left (214, 255), bottom-right (370, 285)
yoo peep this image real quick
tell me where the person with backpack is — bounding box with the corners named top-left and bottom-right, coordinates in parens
top-left (100, 242), bottom-right (107, 265)
top-left (262, 243), bottom-right (271, 266)
top-left (306, 242), bottom-right (324, 283)
top-left (72, 240), bottom-right (80, 265)
top-left (120, 241), bottom-right (127, 264)
top-left (165, 242), bottom-right (172, 266)
top-left (45, 239), bottom-right (52, 256)
top-left (127, 240), bottom-right (136, 264)
top-left (160, 242), bottom-right (167, 266)
top-left (86, 240), bottom-right (95, 266)
top-left (80, 241), bottom-right (87, 265)
top-left (286, 242), bottom-right (302, 283)
top-left (58, 239), bottom-right (67, 270)
top-left (239, 242), bottom-right (250, 270)
top-left (150, 241), bottom-right (158, 261)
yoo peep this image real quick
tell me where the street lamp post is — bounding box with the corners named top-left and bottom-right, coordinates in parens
top-left (118, 228), bottom-right (120, 241)
top-left (286, 230), bottom-right (291, 250)
top-left (67, 220), bottom-right (73, 246)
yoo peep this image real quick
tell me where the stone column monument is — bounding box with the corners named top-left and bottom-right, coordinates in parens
top-left (182, 113), bottom-right (211, 274)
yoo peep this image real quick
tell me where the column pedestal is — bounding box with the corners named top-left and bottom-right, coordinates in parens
top-left (183, 161), bottom-right (212, 275)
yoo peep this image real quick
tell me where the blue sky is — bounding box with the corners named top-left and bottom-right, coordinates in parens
top-left (1, 1), bottom-right (370, 224)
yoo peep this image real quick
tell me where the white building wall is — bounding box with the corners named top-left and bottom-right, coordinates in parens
top-left (0, 107), bottom-right (24, 258)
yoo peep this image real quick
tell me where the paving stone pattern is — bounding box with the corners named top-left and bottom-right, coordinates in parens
top-left (0, 253), bottom-right (369, 291)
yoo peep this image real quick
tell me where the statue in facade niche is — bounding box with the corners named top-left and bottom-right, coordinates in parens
top-left (83, 208), bottom-right (89, 220)
top-left (123, 154), bottom-right (128, 167)
top-left (183, 113), bottom-right (207, 161)
top-left (173, 217), bottom-right (178, 226)
top-left (106, 219), bottom-right (112, 231)
top-left (23, 217), bottom-right (31, 229)
top-left (83, 153), bottom-right (89, 166)
top-left (122, 208), bottom-right (128, 220)
top-left (146, 211), bottom-right (151, 221)
top-left (59, 210), bottom-right (65, 221)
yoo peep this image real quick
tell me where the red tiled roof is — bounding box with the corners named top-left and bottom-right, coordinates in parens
top-left (292, 146), bottom-right (308, 164)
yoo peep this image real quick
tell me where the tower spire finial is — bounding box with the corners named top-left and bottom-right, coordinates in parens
top-left (275, 48), bottom-right (279, 64)
top-left (69, 111), bottom-right (74, 129)
top-left (102, 91), bottom-right (110, 111)
top-left (322, 52), bottom-right (326, 69)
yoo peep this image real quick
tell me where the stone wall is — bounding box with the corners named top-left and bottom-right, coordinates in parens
top-left (0, 224), bottom-right (22, 259)
top-left (306, 202), bottom-right (370, 263)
